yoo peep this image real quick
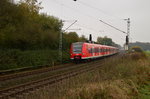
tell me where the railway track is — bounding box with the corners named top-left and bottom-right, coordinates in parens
top-left (0, 56), bottom-right (119, 90)
top-left (0, 63), bottom-right (73, 82)
top-left (0, 54), bottom-right (121, 99)
top-left (0, 59), bottom-right (105, 99)
top-left (0, 59), bottom-right (106, 90)
top-left (0, 53), bottom-right (121, 83)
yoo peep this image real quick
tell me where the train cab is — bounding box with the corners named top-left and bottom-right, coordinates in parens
top-left (70, 42), bottom-right (83, 60)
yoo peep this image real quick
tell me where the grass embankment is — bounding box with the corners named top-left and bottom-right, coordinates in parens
top-left (0, 49), bottom-right (70, 70)
top-left (24, 52), bottom-right (150, 99)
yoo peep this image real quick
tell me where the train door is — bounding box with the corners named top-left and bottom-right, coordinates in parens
top-left (92, 46), bottom-right (95, 56)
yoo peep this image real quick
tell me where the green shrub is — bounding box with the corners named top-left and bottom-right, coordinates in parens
top-left (0, 49), bottom-right (70, 70)
top-left (130, 46), bottom-right (143, 53)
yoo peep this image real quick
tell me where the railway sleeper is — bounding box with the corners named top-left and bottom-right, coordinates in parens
top-left (16, 95), bottom-right (24, 99)
top-left (0, 62), bottom-right (103, 99)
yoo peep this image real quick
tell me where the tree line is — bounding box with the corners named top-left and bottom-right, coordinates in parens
top-left (0, 0), bottom-right (87, 51)
top-left (97, 36), bottom-right (121, 48)
top-left (129, 42), bottom-right (150, 51)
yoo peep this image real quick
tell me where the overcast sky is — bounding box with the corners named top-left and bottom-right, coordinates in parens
top-left (16, 0), bottom-right (150, 46)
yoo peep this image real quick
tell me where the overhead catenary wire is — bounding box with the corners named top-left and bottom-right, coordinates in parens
top-left (50, 0), bottom-right (100, 22)
top-left (75, 23), bottom-right (100, 33)
top-left (49, 0), bottom-right (126, 45)
top-left (63, 18), bottom-right (125, 44)
top-left (77, 0), bottom-right (124, 21)
top-left (51, 0), bottom-right (126, 35)
top-left (64, 20), bottom-right (78, 31)
top-left (61, 16), bottom-right (101, 34)
top-left (50, 0), bottom-right (125, 34)
top-left (61, 17), bottom-right (101, 36)
top-left (50, 0), bottom-right (102, 36)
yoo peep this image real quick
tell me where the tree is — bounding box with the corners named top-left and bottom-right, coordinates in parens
top-left (129, 42), bottom-right (150, 51)
top-left (0, 0), bottom-right (63, 50)
top-left (62, 32), bottom-right (87, 50)
top-left (97, 36), bottom-right (121, 48)
top-left (79, 35), bottom-right (88, 42)
top-left (19, 0), bottom-right (43, 14)
top-left (130, 46), bottom-right (143, 52)
top-left (97, 36), bottom-right (113, 46)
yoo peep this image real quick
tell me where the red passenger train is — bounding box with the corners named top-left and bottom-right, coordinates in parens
top-left (70, 42), bottom-right (119, 61)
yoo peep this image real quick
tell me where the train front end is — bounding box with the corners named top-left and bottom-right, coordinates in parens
top-left (70, 42), bottom-right (83, 61)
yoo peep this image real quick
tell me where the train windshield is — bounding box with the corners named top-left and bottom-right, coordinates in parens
top-left (72, 43), bottom-right (83, 53)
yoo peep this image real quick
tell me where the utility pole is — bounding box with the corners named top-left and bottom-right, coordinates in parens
top-left (58, 0), bottom-right (78, 63)
top-left (59, 20), bottom-right (77, 63)
top-left (59, 25), bottom-right (63, 64)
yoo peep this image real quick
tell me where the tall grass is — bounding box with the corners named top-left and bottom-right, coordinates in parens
top-left (23, 52), bottom-right (150, 99)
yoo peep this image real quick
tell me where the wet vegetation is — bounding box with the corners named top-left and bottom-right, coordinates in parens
top-left (23, 52), bottom-right (150, 99)
top-left (0, 0), bottom-right (87, 70)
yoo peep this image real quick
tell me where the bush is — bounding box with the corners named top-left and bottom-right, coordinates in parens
top-left (0, 49), bottom-right (70, 70)
top-left (130, 46), bottom-right (143, 53)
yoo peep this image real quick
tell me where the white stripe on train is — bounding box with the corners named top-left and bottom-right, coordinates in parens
top-left (70, 53), bottom-right (116, 60)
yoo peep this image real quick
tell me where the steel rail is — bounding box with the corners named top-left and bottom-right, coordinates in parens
top-left (0, 63), bottom-right (74, 81)
top-left (0, 57), bottom-right (105, 82)
top-left (0, 61), bottom-right (104, 99)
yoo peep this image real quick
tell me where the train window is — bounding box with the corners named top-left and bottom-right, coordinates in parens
top-left (95, 48), bottom-right (98, 53)
top-left (102, 48), bottom-right (104, 52)
top-left (73, 43), bottom-right (83, 53)
top-left (86, 45), bottom-right (88, 51)
top-left (88, 48), bottom-right (92, 53)
top-left (92, 47), bottom-right (94, 53)
top-left (94, 48), bottom-right (96, 53)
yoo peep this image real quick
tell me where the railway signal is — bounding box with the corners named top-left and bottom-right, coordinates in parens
top-left (126, 36), bottom-right (129, 45)
top-left (89, 34), bottom-right (92, 43)
top-left (124, 18), bottom-right (130, 50)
